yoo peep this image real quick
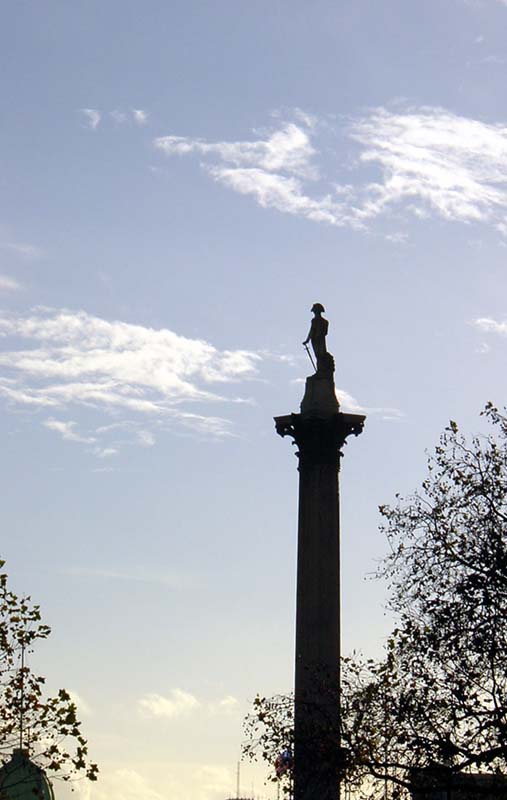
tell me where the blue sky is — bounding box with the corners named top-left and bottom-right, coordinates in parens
top-left (2, 1), bottom-right (507, 798)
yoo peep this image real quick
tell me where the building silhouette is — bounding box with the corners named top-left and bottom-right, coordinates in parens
top-left (0, 749), bottom-right (54, 800)
top-left (410, 768), bottom-right (507, 799)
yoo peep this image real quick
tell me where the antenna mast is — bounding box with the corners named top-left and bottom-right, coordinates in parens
top-left (19, 642), bottom-right (25, 750)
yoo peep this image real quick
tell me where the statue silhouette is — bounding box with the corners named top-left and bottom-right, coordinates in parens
top-left (303, 303), bottom-right (333, 374)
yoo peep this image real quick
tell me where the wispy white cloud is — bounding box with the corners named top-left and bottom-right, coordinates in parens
top-left (138, 689), bottom-right (200, 719)
top-left (350, 107), bottom-right (507, 228)
top-left (290, 381), bottom-right (403, 421)
top-left (138, 690), bottom-right (239, 719)
top-left (480, 54), bottom-right (505, 64)
top-left (475, 341), bottom-right (491, 354)
top-left (461, 0), bottom-right (507, 8)
top-left (79, 108), bottom-right (101, 130)
top-left (0, 274), bottom-right (22, 292)
top-left (336, 388), bottom-right (404, 421)
top-left (193, 765), bottom-right (234, 800)
top-left (0, 241), bottom-right (42, 259)
top-left (207, 166), bottom-right (348, 226)
top-left (0, 308), bottom-right (260, 446)
top-left (155, 107), bottom-right (507, 234)
top-left (92, 445), bottom-right (118, 458)
top-left (74, 769), bottom-right (167, 800)
top-left (73, 763), bottom-right (235, 800)
top-left (384, 232), bottom-right (408, 244)
top-left (156, 121), bottom-right (317, 177)
top-left (207, 695), bottom-right (239, 715)
top-left (109, 109), bottom-right (128, 124)
top-left (92, 420), bottom-right (156, 450)
top-left (44, 418), bottom-right (96, 444)
top-left (473, 316), bottom-right (507, 334)
top-left (137, 429), bottom-right (155, 446)
top-left (132, 108), bottom-right (148, 126)
top-left (154, 120), bottom-right (359, 228)
top-left (67, 690), bottom-right (92, 717)
top-left (62, 565), bottom-right (192, 588)
top-left (108, 108), bottom-right (150, 126)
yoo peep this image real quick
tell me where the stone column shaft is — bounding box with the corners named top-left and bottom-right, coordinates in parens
top-left (275, 411), bottom-right (365, 800)
top-left (295, 457), bottom-right (341, 800)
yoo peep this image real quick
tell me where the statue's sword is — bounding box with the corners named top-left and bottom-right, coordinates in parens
top-left (303, 343), bottom-right (317, 372)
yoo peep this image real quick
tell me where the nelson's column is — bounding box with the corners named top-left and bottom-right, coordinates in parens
top-left (274, 303), bottom-right (365, 800)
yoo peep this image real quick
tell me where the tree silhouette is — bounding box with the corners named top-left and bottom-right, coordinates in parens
top-left (0, 560), bottom-right (98, 785)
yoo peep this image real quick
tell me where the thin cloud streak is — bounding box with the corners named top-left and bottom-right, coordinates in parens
top-left (155, 106), bottom-right (507, 234)
top-left (62, 565), bottom-right (193, 589)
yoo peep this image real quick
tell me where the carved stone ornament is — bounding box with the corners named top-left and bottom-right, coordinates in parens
top-left (274, 412), bottom-right (365, 468)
